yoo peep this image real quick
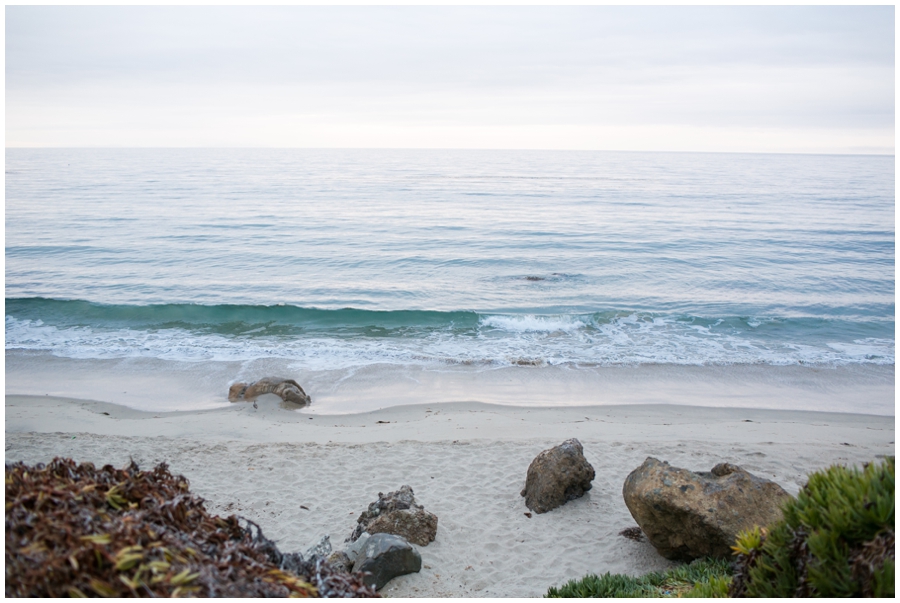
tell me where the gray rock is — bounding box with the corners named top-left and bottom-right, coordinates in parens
top-left (352, 533), bottom-right (422, 591)
top-left (623, 457), bottom-right (792, 561)
top-left (344, 532), bottom-right (371, 565)
top-left (303, 534), bottom-right (332, 560)
top-left (520, 438), bottom-right (595, 513)
top-left (349, 485), bottom-right (437, 546)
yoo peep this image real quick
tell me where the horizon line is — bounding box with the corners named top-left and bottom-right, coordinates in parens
top-left (5, 147), bottom-right (895, 158)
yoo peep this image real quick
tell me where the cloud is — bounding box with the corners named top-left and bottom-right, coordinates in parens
top-left (6, 6), bottom-right (894, 152)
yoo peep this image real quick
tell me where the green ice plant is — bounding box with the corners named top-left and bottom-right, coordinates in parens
top-left (730, 456), bottom-right (894, 597)
top-left (545, 557), bottom-right (731, 598)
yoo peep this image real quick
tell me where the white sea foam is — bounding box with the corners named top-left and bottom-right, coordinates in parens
top-left (6, 314), bottom-right (894, 369)
top-left (480, 314), bottom-right (586, 333)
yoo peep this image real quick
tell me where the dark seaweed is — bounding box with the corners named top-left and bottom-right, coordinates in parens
top-left (5, 457), bottom-right (378, 598)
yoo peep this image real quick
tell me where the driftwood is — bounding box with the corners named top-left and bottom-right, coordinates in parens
top-left (228, 377), bottom-right (311, 407)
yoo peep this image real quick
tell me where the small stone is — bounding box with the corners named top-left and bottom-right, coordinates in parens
top-left (326, 550), bottom-right (352, 573)
top-left (303, 534), bottom-right (332, 561)
top-left (620, 526), bottom-right (644, 541)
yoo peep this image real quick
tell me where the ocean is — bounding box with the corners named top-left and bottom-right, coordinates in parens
top-left (5, 149), bottom-right (894, 414)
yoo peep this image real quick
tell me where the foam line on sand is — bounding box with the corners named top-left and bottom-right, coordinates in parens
top-left (5, 395), bottom-right (895, 597)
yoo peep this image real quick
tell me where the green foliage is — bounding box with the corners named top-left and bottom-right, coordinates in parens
top-left (682, 575), bottom-right (730, 598)
top-left (545, 557), bottom-right (732, 598)
top-left (731, 457), bottom-right (894, 598)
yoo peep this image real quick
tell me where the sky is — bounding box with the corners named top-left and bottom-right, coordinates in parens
top-left (5, 6), bottom-right (895, 153)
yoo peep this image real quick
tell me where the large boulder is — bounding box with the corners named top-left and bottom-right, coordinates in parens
top-left (352, 533), bottom-right (422, 591)
top-left (623, 457), bottom-right (791, 561)
top-left (520, 438), bottom-right (595, 514)
top-left (349, 485), bottom-right (437, 546)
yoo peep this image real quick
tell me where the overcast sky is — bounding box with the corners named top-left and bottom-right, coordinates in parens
top-left (6, 6), bottom-right (895, 153)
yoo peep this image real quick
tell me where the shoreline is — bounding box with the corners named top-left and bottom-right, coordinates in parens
top-left (6, 352), bottom-right (895, 416)
top-left (5, 394), bottom-right (895, 443)
top-left (6, 394), bottom-right (894, 597)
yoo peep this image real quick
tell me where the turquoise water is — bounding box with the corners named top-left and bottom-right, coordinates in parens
top-left (5, 149), bottom-right (894, 402)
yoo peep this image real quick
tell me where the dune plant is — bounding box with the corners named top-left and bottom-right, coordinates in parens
top-left (545, 557), bottom-right (731, 598)
top-left (730, 456), bottom-right (894, 597)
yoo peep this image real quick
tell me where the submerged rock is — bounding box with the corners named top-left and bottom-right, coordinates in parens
top-left (623, 457), bottom-right (791, 561)
top-left (352, 533), bottom-right (422, 591)
top-left (520, 438), bottom-right (595, 514)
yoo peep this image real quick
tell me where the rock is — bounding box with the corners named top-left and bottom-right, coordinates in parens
top-left (303, 534), bottom-right (332, 560)
top-left (344, 532), bottom-right (371, 564)
top-left (323, 532), bottom-right (369, 574)
top-left (228, 377), bottom-right (311, 407)
top-left (623, 457), bottom-right (792, 561)
top-left (520, 438), bottom-right (595, 513)
top-left (352, 533), bottom-right (422, 591)
top-left (366, 508), bottom-right (437, 547)
top-left (349, 485), bottom-right (437, 546)
top-left (326, 550), bottom-right (352, 573)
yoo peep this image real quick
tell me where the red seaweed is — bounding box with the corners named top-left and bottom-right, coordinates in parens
top-left (6, 457), bottom-right (378, 598)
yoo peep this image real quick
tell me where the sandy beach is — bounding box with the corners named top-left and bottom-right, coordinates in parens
top-left (6, 7), bottom-right (895, 598)
top-left (6, 394), bottom-right (894, 597)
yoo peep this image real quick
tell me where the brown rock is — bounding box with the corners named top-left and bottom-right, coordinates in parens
top-left (520, 438), bottom-right (595, 514)
top-left (349, 485), bottom-right (437, 546)
top-left (228, 377), bottom-right (311, 407)
top-left (623, 457), bottom-right (791, 561)
top-left (366, 508), bottom-right (438, 547)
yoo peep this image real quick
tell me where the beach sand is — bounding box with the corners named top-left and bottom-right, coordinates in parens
top-left (5, 394), bottom-right (894, 597)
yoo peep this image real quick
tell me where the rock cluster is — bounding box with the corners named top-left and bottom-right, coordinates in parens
top-left (314, 485), bottom-right (437, 591)
top-left (521, 438), bottom-right (595, 514)
top-left (515, 440), bottom-right (793, 566)
top-left (622, 457), bottom-right (791, 560)
top-left (349, 485), bottom-right (438, 547)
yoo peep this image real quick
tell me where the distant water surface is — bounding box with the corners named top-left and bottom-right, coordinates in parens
top-left (5, 149), bottom-right (894, 412)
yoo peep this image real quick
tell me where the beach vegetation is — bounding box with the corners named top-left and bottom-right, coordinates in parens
top-left (545, 557), bottom-right (732, 597)
top-left (729, 456), bottom-right (894, 597)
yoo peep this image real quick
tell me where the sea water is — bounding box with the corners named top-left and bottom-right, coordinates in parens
top-left (5, 149), bottom-right (894, 413)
